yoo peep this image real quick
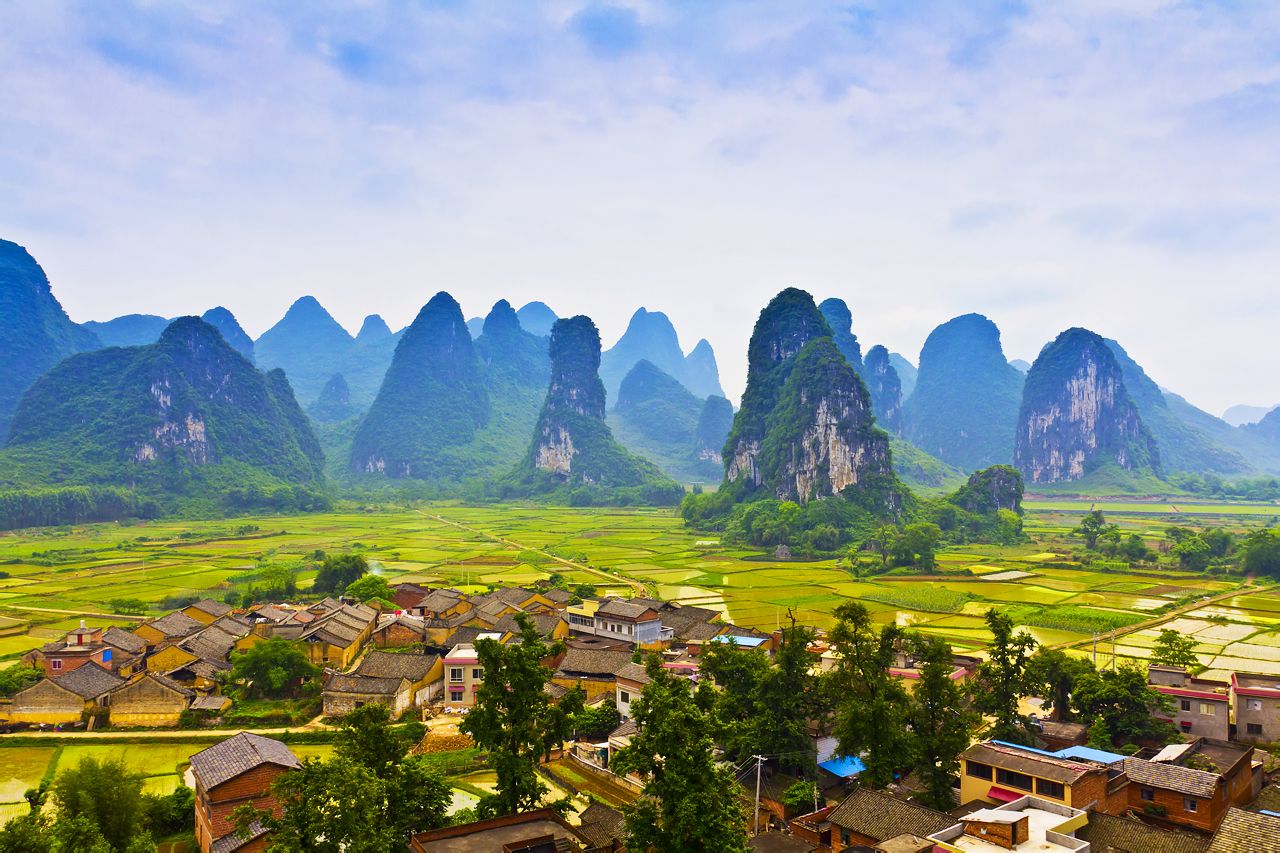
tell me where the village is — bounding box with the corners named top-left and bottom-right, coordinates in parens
top-left (4, 579), bottom-right (1280, 852)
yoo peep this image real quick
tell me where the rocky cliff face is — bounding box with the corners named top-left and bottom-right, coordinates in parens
top-left (725, 288), bottom-right (900, 507)
top-left (1014, 328), bottom-right (1161, 485)
top-left (904, 313), bottom-right (1025, 472)
top-left (863, 345), bottom-right (903, 434)
top-left (349, 292), bottom-right (488, 478)
top-left (510, 317), bottom-right (681, 501)
top-left (0, 239), bottom-right (100, 440)
top-left (5, 316), bottom-right (322, 487)
top-left (818, 298), bottom-right (863, 375)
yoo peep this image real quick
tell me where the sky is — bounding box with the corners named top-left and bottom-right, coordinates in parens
top-left (2, 2), bottom-right (1279, 415)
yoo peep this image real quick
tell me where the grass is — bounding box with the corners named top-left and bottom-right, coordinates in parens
top-left (862, 585), bottom-right (972, 614)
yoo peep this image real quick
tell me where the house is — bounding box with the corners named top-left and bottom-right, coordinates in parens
top-left (488, 586), bottom-right (561, 613)
top-left (575, 802), bottom-right (625, 852)
top-left (927, 796), bottom-right (1089, 853)
top-left (566, 599), bottom-right (600, 636)
top-left (373, 613), bottom-right (433, 648)
top-left (299, 607), bottom-right (374, 668)
top-left (36, 619), bottom-right (117, 677)
top-left (750, 833), bottom-right (818, 853)
top-left (1075, 811), bottom-right (1211, 853)
top-left (134, 611), bottom-right (205, 649)
top-left (553, 647), bottom-right (636, 702)
top-left (182, 599), bottom-right (235, 625)
top-left (1119, 738), bottom-right (1259, 833)
top-left (443, 643), bottom-right (485, 708)
top-left (101, 626), bottom-right (148, 676)
top-left (1034, 719), bottom-right (1089, 752)
top-left (825, 788), bottom-right (955, 851)
top-left (614, 661), bottom-right (650, 720)
top-left (353, 650), bottom-right (443, 706)
top-left (409, 807), bottom-right (594, 851)
top-left (321, 673), bottom-right (412, 718)
top-left (1206, 806), bottom-right (1280, 852)
top-left (492, 611), bottom-right (569, 642)
top-left (189, 732), bottom-right (300, 853)
top-left (1149, 665), bottom-right (1231, 740)
top-left (592, 598), bottom-right (667, 646)
top-left (391, 582), bottom-right (430, 610)
top-left (959, 741), bottom-right (1123, 812)
top-left (8, 662), bottom-right (125, 724)
top-left (107, 672), bottom-right (193, 727)
top-left (1230, 672), bottom-right (1280, 744)
top-left (411, 589), bottom-right (470, 619)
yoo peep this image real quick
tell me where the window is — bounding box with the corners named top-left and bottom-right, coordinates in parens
top-left (449, 667), bottom-right (463, 683)
top-left (1248, 723), bottom-right (1264, 735)
top-left (1184, 797), bottom-right (1198, 813)
top-left (627, 624), bottom-right (633, 635)
top-left (841, 831), bottom-right (851, 846)
top-left (450, 690), bottom-right (463, 702)
top-left (1180, 699), bottom-right (1192, 712)
top-left (472, 668), bottom-right (482, 681)
top-left (620, 690), bottom-right (630, 704)
top-left (995, 769), bottom-right (1033, 791)
top-left (1199, 703), bottom-right (1216, 716)
top-left (1248, 699), bottom-right (1263, 711)
top-left (51, 659), bottom-right (62, 670)
top-left (1180, 721), bottom-right (1193, 732)
top-left (1140, 788), bottom-right (1155, 802)
top-left (1035, 779), bottom-right (1065, 799)
top-left (965, 761), bottom-right (993, 780)
top-left (102, 649), bottom-right (112, 663)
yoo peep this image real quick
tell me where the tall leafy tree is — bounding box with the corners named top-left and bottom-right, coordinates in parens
top-left (51, 756), bottom-right (148, 852)
top-left (335, 703), bottom-right (418, 778)
top-left (699, 639), bottom-right (771, 762)
top-left (612, 656), bottom-right (749, 852)
top-left (907, 634), bottom-right (977, 811)
top-left (461, 613), bottom-right (584, 817)
top-left (228, 637), bottom-right (319, 698)
top-left (969, 609), bottom-right (1037, 744)
top-left (1073, 510), bottom-right (1116, 550)
top-left (757, 621), bottom-right (824, 776)
top-left (827, 602), bottom-right (913, 787)
top-left (1151, 629), bottom-right (1200, 670)
top-left (1025, 648), bottom-right (1094, 722)
top-left (1073, 664), bottom-right (1176, 748)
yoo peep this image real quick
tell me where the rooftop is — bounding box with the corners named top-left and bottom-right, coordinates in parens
top-left (1207, 807), bottom-right (1280, 852)
top-left (963, 741), bottom-right (1104, 785)
top-left (189, 732), bottom-right (299, 790)
top-left (826, 787), bottom-right (955, 843)
top-left (929, 796), bottom-right (1088, 853)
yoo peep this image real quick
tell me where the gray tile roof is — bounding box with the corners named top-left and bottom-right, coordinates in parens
top-left (596, 599), bottom-right (655, 620)
top-left (142, 611), bottom-right (205, 639)
top-left (576, 802), bottom-right (625, 848)
top-left (188, 599), bottom-right (233, 618)
top-left (354, 650), bottom-right (439, 681)
top-left (55, 662), bottom-right (125, 698)
top-left (1122, 757), bottom-right (1221, 799)
top-left (181, 625), bottom-right (241, 662)
top-left (493, 611), bottom-right (564, 639)
top-left (615, 662), bottom-right (651, 685)
top-left (1207, 807), bottom-right (1280, 852)
top-left (102, 626), bottom-right (147, 654)
top-left (1077, 811), bottom-right (1209, 853)
top-left (826, 788), bottom-right (954, 843)
top-left (556, 648), bottom-right (635, 679)
top-left (190, 694), bottom-right (232, 711)
top-left (189, 732), bottom-right (300, 790)
top-left (210, 819), bottom-right (266, 853)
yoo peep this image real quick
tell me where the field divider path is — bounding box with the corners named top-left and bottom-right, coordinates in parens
top-left (418, 511), bottom-right (650, 596)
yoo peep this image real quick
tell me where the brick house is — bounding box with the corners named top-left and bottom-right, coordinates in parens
top-left (189, 732), bottom-right (300, 853)
top-left (1149, 664), bottom-right (1231, 740)
top-left (107, 672), bottom-right (194, 727)
top-left (824, 788), bottom-right (955, 851)
top-left (1230, 672), bottom-right (1280, 744)
top-left (1120, 738), bottom-right (1259, 833)
top-left (959, 741), bottom-right (1123, 812)
top-left (29, 620), bottom-right (116, 677)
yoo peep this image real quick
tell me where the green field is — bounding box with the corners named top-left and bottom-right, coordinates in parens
top-left (1, 500), bottom-right (1272, 662)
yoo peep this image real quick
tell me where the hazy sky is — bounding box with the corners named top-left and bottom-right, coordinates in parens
top-left (3, 2), bottom-right (1279, 414)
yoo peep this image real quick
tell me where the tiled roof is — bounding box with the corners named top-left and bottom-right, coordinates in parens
top-left (102, 626), bottom-right (147, 654)
top-left (189, 733), bottom-right (300, 790)
top-left (596, 599), bottom-right (655, 620)
top-left (576, 802), bottom-right (625, 848)
top-left (251, 604), bottom-right (294, 623)
top-left (963, 742), bottom-right (1102, 785)
top-left (182, 625), bottom-right (240, 662)
top-left (190, 694), bottom-right (232, 711)
top-left (492, 586), bottom-right (538, 606)
top-left (556, 648), bottom-right (634, 679)
top-left (418, 590), bottom-right (464, 613)
top-left (659, 604), bottom-right (720, 634)
top-left (1207, 807), bottom-right (1280, 852)
top-left (210, 614), bottom-right (252, 637)
top-left (1122, 757), bottom-right (1220, 799)
top-left (680, 620), bottom-right (726, 641)
top-left (609, 719), bottom-right (638, 739)
top-left (1249, 784), bottom-right (1280, 814)
top-left (615, 662), bottom-right (651, 685)
top-left (188, 599), bottom-right (233, 618)
top-left (141, 611), bottom-right (205, 639)
top-left (542, 589), bottom-right (572, 605)
top-left (210, 819), bottom-right (266, 853)
top-left (123, 671), bottom-right (195, 697)
top-left (1077, 811), bottom-right (1209, 853)
top-left (493, 611), bottom-right (565, 639)
top-left (55, 662), bottom-right (125, 697)
top-left (443, 626), bottom-right (489, 648)
top-left (355, 650), bottom-right (439, 681)
top-left (324, 674), bottom-right (409, 696)
top-left (825, 788), bottom-right (954, 843)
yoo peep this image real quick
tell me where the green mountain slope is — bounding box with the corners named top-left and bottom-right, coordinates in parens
top-left (608, 360), bottom-right (724, 484)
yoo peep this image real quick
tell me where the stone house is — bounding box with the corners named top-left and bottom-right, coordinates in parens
top-left (321, 673), bottom-right (412, 718)
top-left (372, 614), bottom-right (434, 648)
top-left (8, 662), bottom-right (124, 724)
top-left (1149, 664), bottom-right (1231, 741)
top-left (107, 672), bottom-right (193, 727)
top-left (554, 647), bottom-right (636, 702)
top-left (133, 611), bottom-right (205, 649)
top-left (353, 650), bottom-right (442, 706)
top-left (190, 732), bottom-right (300, 853)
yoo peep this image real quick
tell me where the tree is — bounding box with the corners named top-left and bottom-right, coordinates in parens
top-left (899, 522), bottom-right (943, 573)
top-left (1025, 648), bottom-right (1094, 722)
top-left (1072, 664), bottom-right (1176, 748)
top-left (1074, 510), bottom-right (1116, 550)
top-left (1242, 530), bottom-right (1280, 578)
top-left (968, 609), bottom-right (1037, 744)
top-left (699, 637), bottom-right (771, 762)
top-left (229, 637), bottom-right (319, 698)
top-left (312, 553), bottom-right (368, 594)
top-left (782, 781), bottom-right (819, 817)
top-left (335, 704), bottom-right (417, 778)
top-left (1086, 717), bottom-right (1111, 751)
top-left (827, 602), bottom-right (913, 787)
top-left (867, 525), bottom-right (899, 568)
top-left (1151, 629), bottom-right (1200, 670)
top-left (0, 663), bottom-right (40, 697)
top-left (573, 698), bottom-right (622, 741)
top-left (0, 813), bottom-right (52, 853)
top-left (51, 756), bottom-right (147, 852)
top-left (461, 613), bottom-right (584, 817)
top-left (1172, 535), bottom-right (1211, 571)
top-left (342, 574), bottom-right (393, 604)
top-left (612, 656), bottom-right (750, 852)
top-left (907, 634), bottom-right (977, 811)
top-left (757, 621), bottom-right (824, 777)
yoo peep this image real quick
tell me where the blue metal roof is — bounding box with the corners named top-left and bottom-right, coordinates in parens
top-left (708, 635), bottom-right (767, 648)
top-left (818, 755), bottom-right (865, 779)
top-left (1054, 745), bottom-right (1127, 765)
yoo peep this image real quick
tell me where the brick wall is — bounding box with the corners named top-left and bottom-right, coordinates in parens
top-left (199, 764), bottom-right (290, 851)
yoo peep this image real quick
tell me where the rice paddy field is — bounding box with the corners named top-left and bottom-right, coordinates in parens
top-left (0, 498), bottom-right (1276, 668)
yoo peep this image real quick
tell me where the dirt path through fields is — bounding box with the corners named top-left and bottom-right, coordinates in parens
top-left (419, 510), bottom-right (651, 596)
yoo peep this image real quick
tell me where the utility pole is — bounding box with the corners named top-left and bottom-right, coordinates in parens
top-left (1092, 632), bottom-right (1097, 667)
top-left (753, 754), bottom-right (764, 837)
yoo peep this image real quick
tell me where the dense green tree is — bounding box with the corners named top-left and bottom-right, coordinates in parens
top-left (1025, 648), bottom-right (1094, 722)
top-left (461, 613), bottom-right (584, 817)
top-left (51, 756), bottom-right (147, 852)
top-left (342, 574), bottom-right (394, 604)
top-left (699, 637), bottom-right (772, 761)
top-left (229, 637), bottom-right (319, 698)
top-left (573, 698), bottom-right (622, 741)
top-left (1151, 629), bottom-right (1201, 670)
top-left (1073, 664), bottom-right (1176, 748)
top-left (968, 609), bottom-right (1037, 744)
top-left (907, 634), bottom-right (977, 811)
top-left (0, 663), bottom-right (40, 697)
top-left (1086, 717), bottom-right (1112, 751)
top-left (758, 622), bottom-right (824, 776)
top-left (866, 525), bottom-right (899, 568)
top-left (1201, 528), bottom-right (1235, 558)
top-left (1242, 530), bottom-right (1280, 578)
top-left (899, 522), bottom-right (943, 572)
top-left (1073, 510), bottom-right (1116, 550)
top-left (828, 602), bottom-right (913, 787)
top-left (335, 704), bottom-right (417, 777)
top-left (782, 781), bottom-right (820, 817)
top-left (0, 813), bottom-right (52, 853)
top-left (612, 656), bottom-right (750, 852)
top-left (1172, 534), bottom-right (1211, 571)
top-left (311, 553), bottom-right (368, 593)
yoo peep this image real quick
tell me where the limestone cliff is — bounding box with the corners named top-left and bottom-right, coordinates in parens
top-left (818, 298), bottom-right (863, 375)
top-left (1014, 328), bottom-right (1161, 485)
top-left (863, 345), bottom-right (903, 434)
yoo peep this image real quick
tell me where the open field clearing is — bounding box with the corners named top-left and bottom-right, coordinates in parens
top-left (1, 499), bottom-right (1272, 661)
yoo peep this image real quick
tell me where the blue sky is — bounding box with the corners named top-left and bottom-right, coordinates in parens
top-left (2, 1), bottom-right (1279, 412)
